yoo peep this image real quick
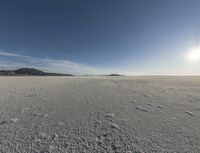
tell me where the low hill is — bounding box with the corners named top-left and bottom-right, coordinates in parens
top-left (14, 68), bottom-right (45, 75)
top-left (0, 68), bottom-right (74, 76)
top-left (107, 74), bottom-right (124, 76)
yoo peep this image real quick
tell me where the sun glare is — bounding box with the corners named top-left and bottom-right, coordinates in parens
top-left (184, 47), bottom-right (200, 62)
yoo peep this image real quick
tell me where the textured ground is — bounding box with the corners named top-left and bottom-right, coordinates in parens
top-left (0, 76), bottom-right (200, 153)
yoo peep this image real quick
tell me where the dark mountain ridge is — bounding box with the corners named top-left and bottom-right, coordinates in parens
top-left (0, 68), bottom-right (74, 76)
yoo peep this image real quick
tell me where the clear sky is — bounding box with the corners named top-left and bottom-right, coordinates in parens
top-left (0, 0), bottom-right (200, 75)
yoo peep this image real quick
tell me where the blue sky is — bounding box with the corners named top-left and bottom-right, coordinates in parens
top-left (0, 0), bottom-right (200, 75)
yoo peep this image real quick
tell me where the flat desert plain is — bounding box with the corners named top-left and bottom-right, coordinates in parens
top-left (0, 76), bottom-right (200, 153)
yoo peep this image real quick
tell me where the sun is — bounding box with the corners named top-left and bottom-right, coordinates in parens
top-left (184, 47), bottom-right (200, 62)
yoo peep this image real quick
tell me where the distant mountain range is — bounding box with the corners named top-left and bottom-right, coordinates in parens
top-left (107, 74), bottom-right (124, 76)
top-left (0, 68), bottom-right (74, 76)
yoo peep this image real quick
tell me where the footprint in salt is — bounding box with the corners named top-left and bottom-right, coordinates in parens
top-left (10, 118), bottom-right (19, 123)
top-left (86, 101), bottom-right (92, 105)
top-left (188, 99), bottom-right (199, 102)
top-left (0, 121), bottom-right (7, 125)
top-left (121, 106), bottom-right (128, 110)
top-left (156, 105), bottom-right (163, 108)
top-left (136, 106), bottom-right (149, 112)
top-left (146, 103), bottom-right (153, 106)
top-left (144, 94), bottom-right (152, 98)
top-left (131, 100), bottom-right (137, 103)
top-left (110, 123), bottom-right (120, 129)
top-left (105, 113), bottom-right (115, 118)
top-left (25, 94), bottom-right (37, 98)
top-left (185, 111), bottom-right (195, 116)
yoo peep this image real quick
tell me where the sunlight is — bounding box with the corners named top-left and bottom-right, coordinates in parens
top-left (184, 47), bottom-right (200, 62)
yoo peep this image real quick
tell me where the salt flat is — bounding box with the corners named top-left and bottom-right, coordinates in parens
top-left (0, 76), bottom-right (200, 153)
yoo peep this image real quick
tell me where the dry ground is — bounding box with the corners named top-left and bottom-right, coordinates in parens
top-left (0, 76), bottom-right (200, 153)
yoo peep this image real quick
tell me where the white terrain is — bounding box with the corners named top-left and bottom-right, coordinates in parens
top-left (0, 76), bottom-right (200, 153)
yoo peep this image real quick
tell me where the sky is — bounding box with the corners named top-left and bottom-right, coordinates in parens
top-left (0, 0), bottom-right (200, 75)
